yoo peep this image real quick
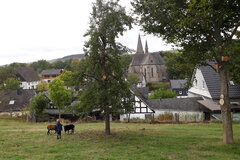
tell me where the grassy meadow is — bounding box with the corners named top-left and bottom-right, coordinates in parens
top-left (0, 118), bottom-right (240, 160)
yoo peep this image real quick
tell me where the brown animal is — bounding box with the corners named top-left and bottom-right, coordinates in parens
top-left (47, 125), bottom-right (56, 135)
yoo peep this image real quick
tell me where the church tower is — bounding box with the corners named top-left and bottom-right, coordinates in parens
top-left (136, 34), bottom-right (144, 54)
top-left (145, 40), bottom-right (149, 54)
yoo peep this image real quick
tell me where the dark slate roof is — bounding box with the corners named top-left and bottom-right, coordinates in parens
top-left (199, 63), bottom-right (240, 99)
top-left (0, 90), bottom-right (36, 112)
top-left (16, 67), bottom-right (40, 82)
top-left (130, 85), bottom-right (149, 100)
top-left (130, 52), bottom-right (165, 66)
top-left (146, 97), bottom-right (209, 112)
top-left (141, 53), bottom-right (165, 65)
top-left (170, 79), bottom-right (187, 89)
top-left (41, 69), bottom-right (62, 76)
top-left (130, 54), bottom-right (146, 66)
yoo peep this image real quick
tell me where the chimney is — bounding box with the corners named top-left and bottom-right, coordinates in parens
top-left (17, 89), bottom-right (22, 95)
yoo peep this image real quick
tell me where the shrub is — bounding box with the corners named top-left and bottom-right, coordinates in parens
top-left (149, 88), bottom-right (177, 99)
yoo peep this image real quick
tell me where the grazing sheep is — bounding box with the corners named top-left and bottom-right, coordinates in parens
top-left (47, 125), bottom-right (56, 135)
top-left (64, 124), bottom-right (75, 134)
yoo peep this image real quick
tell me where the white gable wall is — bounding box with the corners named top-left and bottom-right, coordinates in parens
top-left (188, 68), bottom-right (212, 98)
top-left (20, 81), bottom-right (39, 90)
top-left (120, 95), bottom-right (154, 121)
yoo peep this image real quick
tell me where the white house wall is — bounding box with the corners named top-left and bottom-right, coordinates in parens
top-left (120, 95), bottom-right (154, 121)
top-left (120, 114), bottom-right (146, 121)
top-left (154, 110), bottom-right (204, 122)
top-left (188, 68), bottom-right (212, 98)
top-left (21, 81), bottom-right (39, 90)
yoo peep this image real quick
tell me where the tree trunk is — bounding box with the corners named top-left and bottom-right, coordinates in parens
top-left (58, 109), bottom-right (61, 120)
top-left (219, 68), bottom-right (234, 144)
top-left (105, 107), bottom-right (111, 135)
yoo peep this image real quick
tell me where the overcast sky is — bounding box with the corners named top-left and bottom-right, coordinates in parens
top-left (0, 0), bottom-right (174, 66)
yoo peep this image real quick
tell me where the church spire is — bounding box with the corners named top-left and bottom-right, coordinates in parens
top-left (136, 34), bottom-right (144, 54)
top-left (145, 40), bottom-right (149, 54)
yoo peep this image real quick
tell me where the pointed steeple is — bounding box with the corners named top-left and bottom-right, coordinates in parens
top-left (145, 40), bottom-right (149, 54)
top-left (136, 34), bottom-right (144, 54)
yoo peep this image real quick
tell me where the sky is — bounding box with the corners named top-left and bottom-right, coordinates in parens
top-left (0, 0), bottom-right (174, 66)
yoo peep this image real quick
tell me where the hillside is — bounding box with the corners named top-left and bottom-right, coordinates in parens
top-left (49, 54), bottom-right (84, 62)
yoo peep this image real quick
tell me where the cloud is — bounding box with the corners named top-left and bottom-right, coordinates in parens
top-left (0, 0), bottom-right (173, 65)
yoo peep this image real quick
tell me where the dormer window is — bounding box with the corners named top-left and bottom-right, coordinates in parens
top-left (202, 80), bottom-right (205, 89)
top-left (9, 100), bottom-right (15, 105)
top-left (229, 81), bottom-right (235, 86)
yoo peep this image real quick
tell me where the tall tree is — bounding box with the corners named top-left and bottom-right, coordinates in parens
top-left (127, 73), bottom-right (139, 85)
top-left (0, 66), bottom-right (16, 85)
top-left (36, 80), bottom-right (49, 92)
top-left (58, 70), bottom-right (75, 87)
top-left (163, 50), bottom-right (195, 80)
top-left (5, 78), bottom-right (21, 90)
top-left (78, 0), bottom-right (133, 135)
top-left (120, 54), bottom-right (133, 72)
top-left (29, 92), bottom-right (50, 122)
top-left (132, 0), bottom-right (240, 144)
top-left (30, 60), bottom-right (50, 73)
top-left (49, 78), bottom-right (72, 119)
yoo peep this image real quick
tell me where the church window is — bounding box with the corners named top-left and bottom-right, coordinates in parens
top-left (144, 68), bottom-right (146, 76)
top-left (151, 68), bottom-right (154, 77)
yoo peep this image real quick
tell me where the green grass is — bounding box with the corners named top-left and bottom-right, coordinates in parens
top-left (0, 118), bottom-right (239, 160)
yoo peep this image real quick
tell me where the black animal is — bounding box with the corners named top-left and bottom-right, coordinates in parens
top-left (64, 124), bottom-right (75, 134)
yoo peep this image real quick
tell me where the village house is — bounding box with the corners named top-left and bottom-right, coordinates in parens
top-left (170, 79), bottom-right (188, 98)
top-left (120, 85), bottom-right (210, 122)
top-left (40, 69), bottom-right (63, 83)
top-left (0, 89), bottom-right (36, 117)
top-left (128, 35), bottom-right (168, 83)
top-left (188, 62), bottom-right (240, 121)
top-left (16, 67), bottom-right (40, 90)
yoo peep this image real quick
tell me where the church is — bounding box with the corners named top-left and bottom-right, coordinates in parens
top-left (128, 35), bottom-right (168, 84)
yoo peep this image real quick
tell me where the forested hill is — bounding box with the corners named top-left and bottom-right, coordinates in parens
top-left (49, 54), bottom-right (84, 62)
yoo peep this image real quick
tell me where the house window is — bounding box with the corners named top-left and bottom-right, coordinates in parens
top-left (9, 100), bottom-right (15, 104)
top-left (202, 80), bottom-right (205, 89)
top-left (229, 81), bottom-right (235, 86)
top-left (179, 91), bottom-right (182, 95)
top-left (194, 80), bottom-right (198, 88)
top-left (151, 68), bottom-right (154, 77)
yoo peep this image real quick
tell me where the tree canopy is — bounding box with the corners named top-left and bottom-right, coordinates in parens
top-left (75, 0), bottom-right (133, 135)
top-left (29, 92), bottom-right (50, 122)
top-left (132, 0), bottom-right (240, 144)
top-left (127, 73), bottom-right (139, 86)
top-left (162, 50), bottom-right (195, 80)
top-left (49, 78), bottom-right (72, 119)
top-left (36, 80), bottom-right (49, 92)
